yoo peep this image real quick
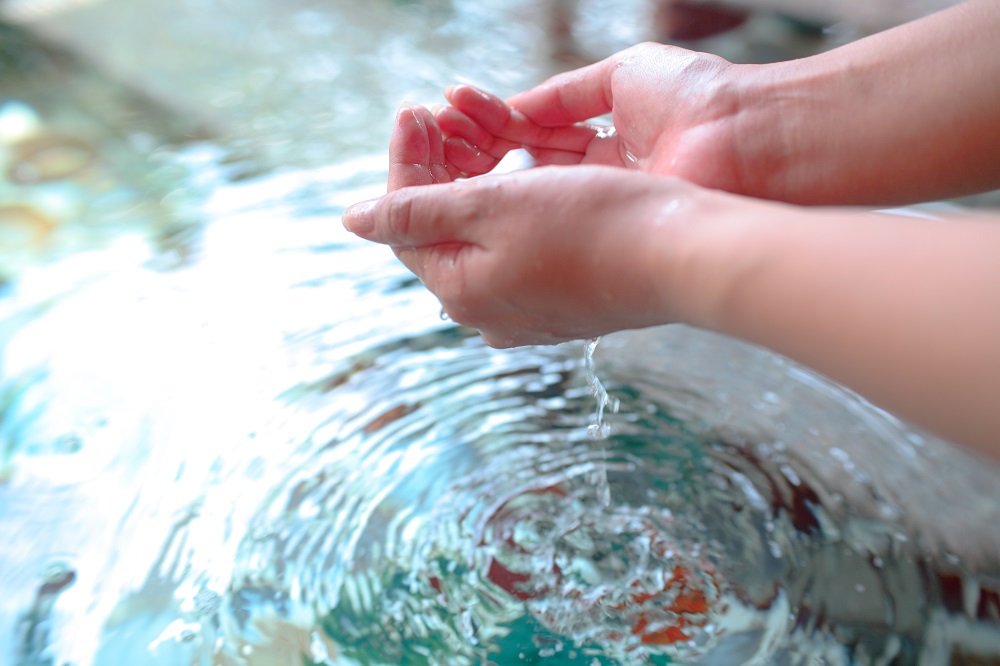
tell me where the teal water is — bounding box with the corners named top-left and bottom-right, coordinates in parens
top-left (1, 2), bottom-right (999, 664)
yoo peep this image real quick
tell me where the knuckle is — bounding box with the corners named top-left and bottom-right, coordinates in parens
top-left (451, 185), bottom-right (485, 224)
top-left (385, 192), bottom-right (416, 242)
top-left (615, 42), bottom-right (665, 76)
top-left (615, 43), bottom-right (646, 67)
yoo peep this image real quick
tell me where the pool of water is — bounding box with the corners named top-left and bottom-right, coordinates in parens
top-left (1, 1), bottom-right (1000, 664)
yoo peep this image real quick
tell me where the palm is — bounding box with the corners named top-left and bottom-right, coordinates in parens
top-left (436, 44), bottom-right (742, 194)
top-left (379, 105), bottom-right (701, 347)
top-left (597, 74), bottom-right (740, 190)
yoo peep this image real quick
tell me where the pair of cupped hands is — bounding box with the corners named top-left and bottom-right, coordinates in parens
top-left (343, 44), bottom-right (760, 347)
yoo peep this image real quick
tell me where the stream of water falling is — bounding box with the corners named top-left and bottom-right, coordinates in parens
top-left (1, 1), bottom-right (1000, 665)
top-left (583, 337), bottom-right (619, 508)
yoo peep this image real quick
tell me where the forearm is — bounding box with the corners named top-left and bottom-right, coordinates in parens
top-left (668, 196), bottom-right (1000, 458)
top-left (735, 0), bottom-right (1000, 205)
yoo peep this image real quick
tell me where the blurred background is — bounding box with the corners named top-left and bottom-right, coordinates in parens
top-left (2, 1), bottom-right (999, 665)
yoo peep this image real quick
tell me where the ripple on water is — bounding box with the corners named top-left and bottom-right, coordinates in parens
top-left (162, 325), bottom-right (997, 666)
top-left (195, 331), bottom-right (818, 665)
top-left (3, 0), bottom-right (1000, 662)
top-left (4, 227), bottom-right (1000, 665)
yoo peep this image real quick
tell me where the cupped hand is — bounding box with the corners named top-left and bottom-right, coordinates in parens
top-left (434, 42), bottom-right (757, 195)
top-left (344, 103), bottom-right (706, 347)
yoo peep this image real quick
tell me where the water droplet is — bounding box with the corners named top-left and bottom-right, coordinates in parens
top-left (439, 307), bottom-right (449, 321)
top-left (194, 589), bottom-right (220, 616)
top-left (310, 631), bottom-right (333, 663)
top-left (148, 620), bottom-right (203, 655)
top-left (460, 609), bottom-right (478, 645)
top-left (39, 561), bottom-right (76, 594)
top-left (54, 433), bottom-right (83, 454)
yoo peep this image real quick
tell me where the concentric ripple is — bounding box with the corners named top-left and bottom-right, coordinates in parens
top-left (170, 323), bottom-right (999, 666)
top-left (209, 333), bottom-right (786, 666)
top-left (2, 1), bottom-right (1000, 664)
top-left (3, 175), bottom-right (1000, 666)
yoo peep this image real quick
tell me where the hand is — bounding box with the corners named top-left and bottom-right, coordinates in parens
top-left (344, 103), bottom-right (706, 347)
top-left (433, 43), bottom-right (761, 196)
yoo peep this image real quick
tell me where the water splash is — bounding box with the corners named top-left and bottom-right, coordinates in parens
top-left (584, 337), bottom-right (619, 441)
top-left (2, 1), bottom-right (1000, 664)
top-left (6, 235), bottom-right (1000, 664)
top-left (584, 337), bottom-right (620, 507)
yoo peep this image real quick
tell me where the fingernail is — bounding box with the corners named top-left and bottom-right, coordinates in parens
top-left (343, 199), bottom-right (376, 235)
top-left (471, 87), bottom-right (493, 102)
top-left (443, 85), bottom-right (459, 102)
top-left (429, 103), bottom-right (445, 115)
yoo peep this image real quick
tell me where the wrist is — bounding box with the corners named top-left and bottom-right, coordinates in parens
top-left (729, 58), bottom-right (849, 205)
top-left (730, 3), bottom-right (1000, 207)
top-left (647, 182), bottom-right (775, 332)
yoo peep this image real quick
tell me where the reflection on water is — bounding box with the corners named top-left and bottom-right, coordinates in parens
top-left (1, 1), bottom-right (1000, 665)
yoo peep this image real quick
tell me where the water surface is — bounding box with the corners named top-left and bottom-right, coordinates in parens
top-left (1, 2), bottom-right (999, 664)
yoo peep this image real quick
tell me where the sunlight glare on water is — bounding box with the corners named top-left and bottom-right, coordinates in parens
top-left (0, 1), bottom-right (999, 665)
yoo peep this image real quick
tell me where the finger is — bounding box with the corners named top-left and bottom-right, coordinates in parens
top-left (343, 197), bottom-right (378, 237)
top-left (388, 104), bottom-right (451, 192)
top-left (445, 163), bottom-right (467, 180)
top-left (343, 181), bottom-right (481, 247)
top-left (507, 56), bottom-right (616, 127)
top-left (414, 104), bottom-right (451, 184)
top-left (444, 85), bottom-right (510, 134)
top-left (391, 243), bottom-right (470, 298)
top-left (480, 329), bottom-right (561, 349)
top-left (447, 85), bottom-right (599, 153)
top-left (523, 146), bottom-right (585, 167)
top-left (444, 136), bottom-right (501, 175)
top-left (435, 105), bottom-right (518, 158)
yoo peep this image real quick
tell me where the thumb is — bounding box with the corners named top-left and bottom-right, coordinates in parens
top-left (343, 181), bottom-right (482, 248)
top-left (508, 55), bottom-right (616, 127)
